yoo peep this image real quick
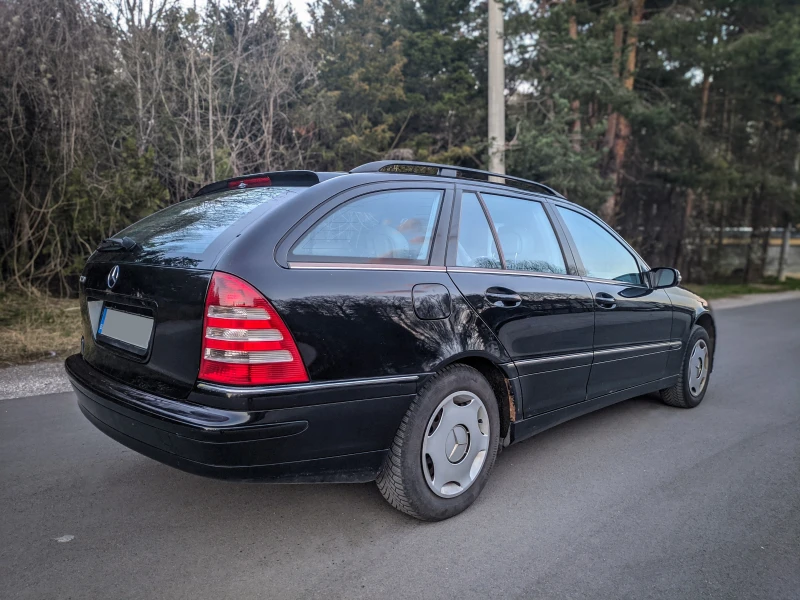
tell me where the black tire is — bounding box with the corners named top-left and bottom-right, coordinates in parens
top-left (376, 364), bottom-right (501, 521)
top-left (660, 325), bottom-right (712, 408)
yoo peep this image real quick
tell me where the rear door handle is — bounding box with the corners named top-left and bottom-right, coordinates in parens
top-left (485, 287), bottom-right (522, 308)
top-left (595, 292), bottom-right (617, 309)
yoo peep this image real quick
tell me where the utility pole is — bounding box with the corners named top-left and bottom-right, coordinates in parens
top-left (487, 0), bottom-right (505, 175)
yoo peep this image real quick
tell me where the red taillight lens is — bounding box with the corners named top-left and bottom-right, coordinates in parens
top-left (227, 176), bottom-right (271, 189)
top-left (199, 272), bottom-right (308, 386)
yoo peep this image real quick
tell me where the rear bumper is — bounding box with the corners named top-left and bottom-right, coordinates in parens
top-left (65, 354), bottom-right (413, 482)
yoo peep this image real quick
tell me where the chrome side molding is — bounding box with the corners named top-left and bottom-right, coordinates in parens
top-left (288, 262), bottom-right (445, 272)
top-left (594, 341), bottom-right (680, 357)
top-left (515, 351), bottom-right (594, 367)
top-left (198, 374), bottom-right (421, 397)
top-left (198, 342), bottom-right (683, 397)
top-left (514, 341), bottom-right (682, 368)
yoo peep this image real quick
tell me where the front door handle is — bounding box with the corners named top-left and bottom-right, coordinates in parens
top-left (486, 287), bottom-right (522, 308)
top-left (595, 292), bottom-right (617, 309)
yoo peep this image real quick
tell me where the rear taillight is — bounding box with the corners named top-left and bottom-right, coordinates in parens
top-left (199, 272), bottom-right (308, 386)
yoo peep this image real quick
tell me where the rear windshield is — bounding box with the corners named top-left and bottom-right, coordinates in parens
top-left (115, 187), bottom-right (301, 265)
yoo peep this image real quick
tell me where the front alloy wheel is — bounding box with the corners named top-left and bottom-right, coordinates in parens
top-left (660, 325), bottom-right (712, 408)
top-left (687, 339), bottom-right (709, 397)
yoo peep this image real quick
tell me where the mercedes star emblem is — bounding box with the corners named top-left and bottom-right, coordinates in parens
top-left (107, 265), bottom-right (120, 289)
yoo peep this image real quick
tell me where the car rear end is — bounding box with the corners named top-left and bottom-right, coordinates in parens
top-left (66, 173), bottom-right (414, 483)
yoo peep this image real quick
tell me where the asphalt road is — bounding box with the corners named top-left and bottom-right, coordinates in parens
top-left (2, 298), bottom-right (799, 600)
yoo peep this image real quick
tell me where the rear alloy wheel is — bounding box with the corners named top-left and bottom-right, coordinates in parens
top-left (421, 391), bottom-right (490, 498)
top-left (660, 325), bottom-right (712, 408)
top-left (377, 364), bottom-right (500, 521)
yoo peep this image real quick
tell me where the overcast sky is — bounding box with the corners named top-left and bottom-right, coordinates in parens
top-left (277, 0), bottom-right (311, 23)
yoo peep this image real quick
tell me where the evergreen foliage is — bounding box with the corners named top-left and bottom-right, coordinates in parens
top-left (1, 0), bottom-right (798, 292)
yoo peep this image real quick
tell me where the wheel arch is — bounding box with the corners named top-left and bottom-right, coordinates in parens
top-left (425, 353), bottom-right (518, 441)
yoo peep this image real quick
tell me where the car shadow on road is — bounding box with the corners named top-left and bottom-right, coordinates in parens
top-left (88, 392), bottom-right (673, 539)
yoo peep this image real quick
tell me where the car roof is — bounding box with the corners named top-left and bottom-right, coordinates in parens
top-left (193, 161), bottom-right (565, 201)
top-left (350, 161), bottom-right (564, 198)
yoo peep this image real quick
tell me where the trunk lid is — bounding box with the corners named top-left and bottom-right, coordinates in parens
top-left (79, 185), bottom-right (306, 398)
top-left (80, 262), bottom-right (211, 399)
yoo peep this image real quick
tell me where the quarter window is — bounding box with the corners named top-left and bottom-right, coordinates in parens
top-left (557, 207), bottom-right (642, 284)
top-left (455, 193), bottom-right (501, 269)
top-left (291, 190), bottom-right (442, 263)
top-left (481, 194), bottom-right (567, 275)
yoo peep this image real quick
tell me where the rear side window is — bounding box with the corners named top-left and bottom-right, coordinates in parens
top-left (557, 206), bottom-right (642, 284)
top-left (455, 193), bottom-right (502, 269)
top-left (481, 194), bottom-right (567, 274)
top-left (290, 190), bottom-right (442, 264)
top-left (119, 187), bottom-right (301, 257)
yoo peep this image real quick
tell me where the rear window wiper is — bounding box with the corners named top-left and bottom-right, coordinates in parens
top-left (97, 236), bottom-right (138, 252)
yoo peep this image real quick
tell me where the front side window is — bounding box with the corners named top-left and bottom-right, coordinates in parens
top-left (557, 206), bottom-right (642, 284)
top-left (481, 194), bottom-right (567, 275)
top-left (291, 189), bottom-right (442, 263)
top-left (455, 193), bottom-right (502, 269)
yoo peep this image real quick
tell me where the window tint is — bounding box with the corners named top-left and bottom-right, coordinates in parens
top-left (455, 193), bottom-right (501, 269)
top-left (120, 187), bottom-right (301, 257)
top-left (557, 207), bottom-right (642, 284)
top-left (291, 190), bottom-right (442, 263)
top-left (482, 194), bottom-right (567, 274)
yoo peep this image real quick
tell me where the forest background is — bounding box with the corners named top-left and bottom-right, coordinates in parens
top-left (2, 0), bottom-right (799, 298)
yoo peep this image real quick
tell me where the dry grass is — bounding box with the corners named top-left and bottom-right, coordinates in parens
top-left (0, 292), bottom-right (82, 366)
top-left (684, 277), bottom-right (800, 300)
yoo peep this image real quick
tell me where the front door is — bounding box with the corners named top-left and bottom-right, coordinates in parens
top-left (446, 189), bottom-right (595, 417)
top-left (554, 205), bottom-right (674, 398)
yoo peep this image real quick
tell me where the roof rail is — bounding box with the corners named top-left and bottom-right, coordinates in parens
top-left (350, 161), bottom-right (564, 198)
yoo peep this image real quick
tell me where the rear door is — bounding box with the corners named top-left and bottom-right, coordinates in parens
top-left (552, 204), bottom-right (674, 398)
top-left (446, 186), bottom-right (595, 417)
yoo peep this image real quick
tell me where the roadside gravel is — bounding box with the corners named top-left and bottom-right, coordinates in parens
top-left (0, 359), bottom-right (72, 400)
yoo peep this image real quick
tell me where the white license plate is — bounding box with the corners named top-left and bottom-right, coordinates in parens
top-left (98, 307), bottom-right (154, 351)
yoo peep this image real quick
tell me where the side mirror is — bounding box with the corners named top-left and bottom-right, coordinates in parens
top-left (649, 267), bottom-right (681, 289)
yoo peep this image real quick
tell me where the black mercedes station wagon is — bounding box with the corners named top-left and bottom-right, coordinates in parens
top-left (66, 161), bottom-right (716, 521)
